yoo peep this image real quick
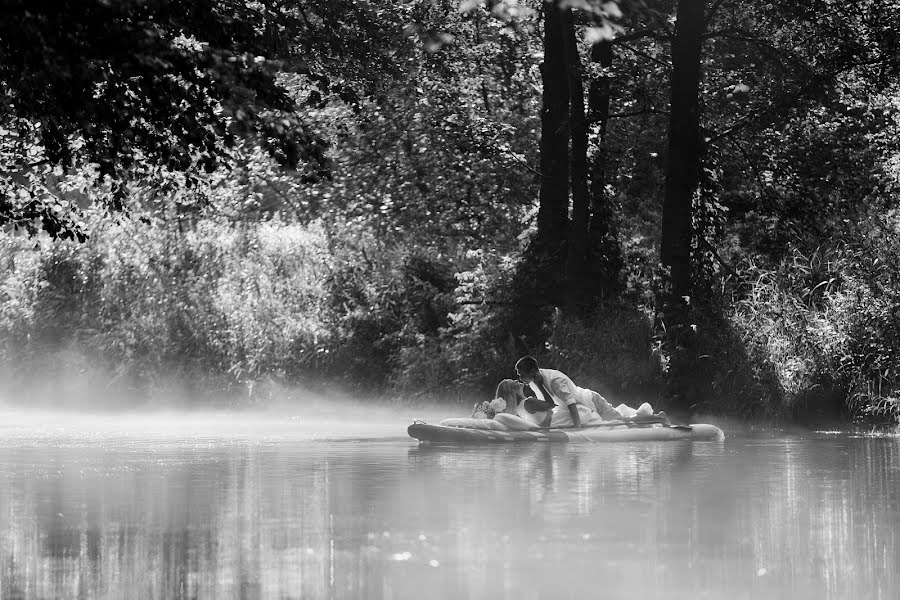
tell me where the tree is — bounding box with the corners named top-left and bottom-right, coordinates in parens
top-left (660, 0), bottom-right (704, 301)
top-left (526, 0), bottom-right (630, 320)
top-left (585, 37), bottom-right (623, 298)
top-left (0, 0), bottom-right (369, 239)
top-left (564, 8), bottom-right (592, 313)
top-left (535, 0), bottom-right (571, 258)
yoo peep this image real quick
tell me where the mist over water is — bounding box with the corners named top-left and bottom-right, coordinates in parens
top-left (0, 402), bottom-right (897, 600)
top-left (0, 402), bottom-right (455, 447)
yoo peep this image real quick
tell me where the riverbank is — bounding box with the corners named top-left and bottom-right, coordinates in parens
top-left (1, 219), bottom-right (899, 427)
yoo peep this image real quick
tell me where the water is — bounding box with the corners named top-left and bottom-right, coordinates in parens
top-left (0, 411), bottom-right (897, 599)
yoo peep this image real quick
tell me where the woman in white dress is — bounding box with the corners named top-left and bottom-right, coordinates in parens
top-left (487, 378), bottom-right (617, 430)
top-left (454, 364), bottom-right (669, 432)
top-left (470, 379), bottom-right (555, 430)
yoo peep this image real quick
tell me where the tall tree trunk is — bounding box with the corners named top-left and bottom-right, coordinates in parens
top-left (563, 7), bottom-right (590, 314)
top-left (536, 0), bottom-right (570, 252)
top-left (661, 0), bottom-right (705, 300)
top-left (660, 0), bottom-right (705, 414)
top-left (586, 38), bottom-right (622, 298)
top-left (510, 0), bottom-right (570, 350)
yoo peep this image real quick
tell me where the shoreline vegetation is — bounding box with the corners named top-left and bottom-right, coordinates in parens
top-left (2, 2), bottom-right (900, 427)
top-left (1, 213), bottom-right (899, 428)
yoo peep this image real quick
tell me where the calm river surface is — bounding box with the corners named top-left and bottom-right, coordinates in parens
top-left (0, 410), bottom-right (897, 599)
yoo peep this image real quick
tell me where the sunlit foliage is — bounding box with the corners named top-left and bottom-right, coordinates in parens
top-left (2, 0), bottom-right (900, 423)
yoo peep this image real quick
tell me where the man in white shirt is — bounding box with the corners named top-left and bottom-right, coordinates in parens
top-left (514, 356), bottom-right (610, 428)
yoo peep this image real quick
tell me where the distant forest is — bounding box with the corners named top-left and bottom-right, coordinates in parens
top-left (2, 0), bottom-right (900, 423)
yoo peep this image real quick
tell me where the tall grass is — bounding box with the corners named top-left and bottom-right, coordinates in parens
top-left (3, 211), bottom-right (900, 424)
top-left (727, 245), bottom-right (900, 424)
top-left (0, 214), bottom-right (334, 402)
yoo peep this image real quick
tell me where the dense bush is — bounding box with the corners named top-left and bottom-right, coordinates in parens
top-left (0, 213), bottom-right (476, 404)
top-left (2, 210), bottom-right (900, 426)
top-left (0, 214), bottom-right (334, 401)
top-left (724, 244), bottom-right (900, 424)
top-left (3, 1), bottom-right (900, 427)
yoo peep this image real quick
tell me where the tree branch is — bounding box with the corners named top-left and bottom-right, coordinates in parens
top-left (259, 173), bottom-right (306, 216)
top-left (718, 135), bottom-right (805, 243)
top-left (706, 53), bottom-right (891, 144)
top-left (25, 159), bottom-right (52, 169)
top-left (500, 148), bottom-right (546, 178)
top-left (702, 28), bottom-right (800, 75)
top-left (618, 42), bottom-right (670, 69)
top-left (697, 235), bottom-right (741, 281)
top-left (705, 0), bottom-right (730, 25)
top-left (608, 108), bottom-right (669, 119)
top-left (611, 28), bottom-right (670, 45)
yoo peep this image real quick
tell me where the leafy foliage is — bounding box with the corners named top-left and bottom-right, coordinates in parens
top-left (3, 0), bottom-right (900, 423)
top-left (0, 0), bottom-right (419, 238)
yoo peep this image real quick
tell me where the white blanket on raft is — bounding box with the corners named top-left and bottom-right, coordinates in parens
top-left (441, 403), bottom-right (655, 431)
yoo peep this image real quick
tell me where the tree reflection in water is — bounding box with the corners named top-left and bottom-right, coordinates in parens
top-left (0, 435), bottom-right (896, 599)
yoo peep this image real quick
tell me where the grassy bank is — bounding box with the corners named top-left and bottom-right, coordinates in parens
top-left (1, 214), bottom-right (899, 427)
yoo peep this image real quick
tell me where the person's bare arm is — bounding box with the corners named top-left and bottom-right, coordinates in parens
top-left (567, 403), bottom-right (582, 428)
top-left (523, 398), bottom-right (556, 414)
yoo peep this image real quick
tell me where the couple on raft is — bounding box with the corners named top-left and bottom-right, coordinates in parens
top-left (463, 356), bottom-right (669, 431)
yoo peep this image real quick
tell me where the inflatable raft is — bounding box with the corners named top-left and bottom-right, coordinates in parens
top-left (408, 421), bottom-right (725, 444)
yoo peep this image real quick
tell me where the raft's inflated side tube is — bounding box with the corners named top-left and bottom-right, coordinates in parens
top-left (407, 422), bottom-right (725, 444)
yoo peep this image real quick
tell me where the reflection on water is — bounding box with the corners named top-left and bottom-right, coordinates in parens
top-left (0, 428), bottom-right (897, 599)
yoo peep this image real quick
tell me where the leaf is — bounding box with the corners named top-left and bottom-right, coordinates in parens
top-left (600, 1), bottom-right (623, 19)
top-left (585, 24), bottom-right (616, 44)
top-left (459, 0), bottom-right (483, 13)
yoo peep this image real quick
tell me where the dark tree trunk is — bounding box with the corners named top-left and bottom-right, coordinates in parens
top-left (586, 38), bottom-right (622, 298)
top-left (509, 0), bottom-right (570, 350)
top-left (660, 0), bottom-right (705, 414)
top-left (536, 0), bottom-right (570, 251)
top-left (563, 8), bottom-right (590, 314)
top-left (588, 40), bottom-right (612, 225)
top-left (661, 0), bottom-right (705, 300)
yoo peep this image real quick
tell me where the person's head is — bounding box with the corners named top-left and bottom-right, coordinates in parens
top-left (515, 356), bottom-right (539, 383)
top-left (495, 379), bottom-right (526, 406)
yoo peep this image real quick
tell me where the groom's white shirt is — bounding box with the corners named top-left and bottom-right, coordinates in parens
top-left (529, 368), bottom-right (593, 410)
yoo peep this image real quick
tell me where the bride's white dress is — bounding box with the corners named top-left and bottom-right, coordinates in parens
top-left (440, 368), bottom-right (656, 431)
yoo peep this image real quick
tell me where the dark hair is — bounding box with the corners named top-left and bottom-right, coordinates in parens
top-left (515, 356), bottom-right (539, 375)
